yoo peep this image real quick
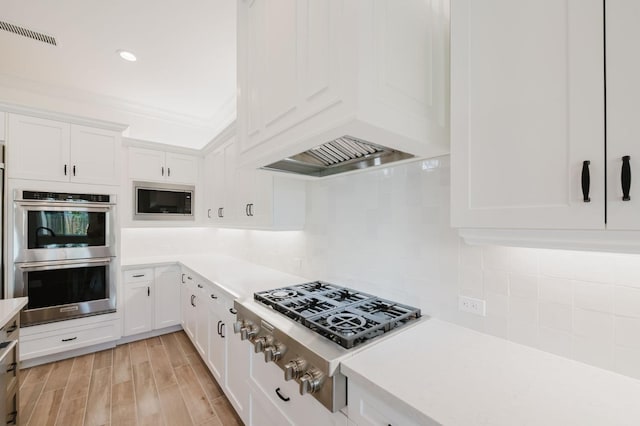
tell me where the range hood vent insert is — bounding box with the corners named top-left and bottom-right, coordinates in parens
top-left (0, 21), bottom-right (57, 46)
top-left (262, 136), bottom-right (415, 177)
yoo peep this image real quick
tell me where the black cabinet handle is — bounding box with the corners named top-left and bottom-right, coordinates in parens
top-left (217, 320), bottom-right (222, 335)
top-left (245, 204), bottom-right (250, 216)
top-left (229, 308), bottom-right (237, 315)
top-left (197, 284), bottom-right (203, 289)
top-left (64, 164), bottom-right (67, 176)
top-left (190, 295), bottom-right (196, 307)
top-left (210, 294), bottom-right (217, 299)
top-left (6, 362), bottom-right (17, 374)
top-left (181, 273), bottom-right (186, 284)
top-left (73, 165), bottom-right (76, 176)
top-left (133, 274), bottom-right (145, 278)
top-left (161, 166), bottom-right (164, 176)
top-left (275, 387), bottom-right (290, 402)
top-left (207, 209), bottom-right (212, 218)
top-left (622, 155), bottom-right (631, 201)
top-left (7, 411), bottom-right (17, 425)
top-left (168, 167), bottom-right (171, 177)
top-left (220, 323), bottom-right (225, 338)
top-left (581, 160), bottom-right (591, 202)
top-left (248, 203), bottom-right (254, 216)
top-left (147, 286), bottom-right (150, 297)
top-left (61, 336), bottom-right (77, 342)
top-left (5, 324), bottom-right (17, 334)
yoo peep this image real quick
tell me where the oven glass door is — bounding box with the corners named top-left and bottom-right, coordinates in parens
top-left (15, 258), bottom-right (115, 325)
top-left (15, 202), bottom-right (114, 262)
top-left (27, 210), bottom-right (106, 249)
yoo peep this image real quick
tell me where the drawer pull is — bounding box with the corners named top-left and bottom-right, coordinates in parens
top-left (275, 387), bottom-right (290, 402)
top-left (61, 337), bottom-right (77, 342)
top-left (132, 274), bottom-right (145, 278)
top-left (6, 363), bottom-right (16, 374)
top-left (229, 308), bottom-right (237, 315)
top-left (181, 273), bottom-right (186, 283)
top-left (5, 324), bottom-right (17, 334)
top-left (210, 294), bottom-right (217, 299)
top-left (198, 284), bottom-right (203, 289)
top-left (7, 411), bottom-right (17, 425)
top-left (220, 323), bottom-right (225, 338)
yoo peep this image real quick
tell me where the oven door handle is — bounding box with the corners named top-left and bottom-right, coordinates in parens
top-left (16, 257), bottom-right (112, 272)
top-left (15, 200), bottom-right (115, 208)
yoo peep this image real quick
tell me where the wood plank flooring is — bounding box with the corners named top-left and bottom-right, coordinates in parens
top-left (19, 331), bottom-right (244, 426)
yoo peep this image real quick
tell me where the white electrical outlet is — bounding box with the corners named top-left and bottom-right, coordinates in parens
top-left (458, 296), bottom-right (486, 316)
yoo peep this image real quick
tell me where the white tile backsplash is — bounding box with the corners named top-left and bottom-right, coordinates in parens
top-left (123, 154), bottom-right (640, 380)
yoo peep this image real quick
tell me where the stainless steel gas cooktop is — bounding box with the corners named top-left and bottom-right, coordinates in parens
top-left (233, 280), bottom-right (423, 412)
top-left (254, 281), bottom-right (421, 349)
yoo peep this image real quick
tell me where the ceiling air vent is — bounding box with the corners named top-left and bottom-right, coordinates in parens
top-left (0, 21), bottom-right (57, 46)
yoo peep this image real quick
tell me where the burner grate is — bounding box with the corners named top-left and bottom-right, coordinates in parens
top-left (254, 281), bottom-right (421, 349)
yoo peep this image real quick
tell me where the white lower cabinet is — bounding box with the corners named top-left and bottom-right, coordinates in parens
top-left (180, 273), bottom-right (197, 340)
top-left (223, 298), bottom-right (250, 422)
top-left (123, 266), bottom-right (181, 337)
top-left (154, 265), bottom-right (181, 329)
top-left (207, 295), bottom-right (226, 383)
top-left (347, 380), bottom-right (431, 426)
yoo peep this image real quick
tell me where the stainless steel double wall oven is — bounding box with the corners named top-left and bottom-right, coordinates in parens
top-left (13, 190), bottom-right (117, 326)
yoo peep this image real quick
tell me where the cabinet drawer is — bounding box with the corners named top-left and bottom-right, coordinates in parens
top-left (21, 320), bottom-right (119, 360)
top-left (124, 269), bottom-right (153, 282)
top-left (0, 314), bottom-right (19, 342)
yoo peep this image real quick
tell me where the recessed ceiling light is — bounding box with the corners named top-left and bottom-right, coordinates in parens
top-left (117, 49), bottom-right (137, 62)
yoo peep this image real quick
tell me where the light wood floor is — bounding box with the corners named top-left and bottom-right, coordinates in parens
top-left (19, 331), bottom-right (244, 426)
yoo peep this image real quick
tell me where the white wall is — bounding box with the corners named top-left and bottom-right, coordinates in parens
top-left (122, 155), bottom-right (640, 380)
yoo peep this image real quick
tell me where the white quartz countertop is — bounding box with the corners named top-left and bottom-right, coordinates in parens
top-left (122, 253), bottom-right (309, 299)
top-left (0, 297), bottom-right (27, 327)
top-left (340, 318), bottom-right (640, 426)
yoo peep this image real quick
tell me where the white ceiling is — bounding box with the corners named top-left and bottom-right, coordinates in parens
top-left (0, 0), bottom-right (236, 149)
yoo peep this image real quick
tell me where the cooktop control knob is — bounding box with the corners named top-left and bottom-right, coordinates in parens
top-left (253, 335), bottom-right (273, 353)
top-left (240, 324), bottom-right (258, 341)
top-left (283, 357), bottom-right (308, 381)
top-left (232, 320), bottom-right (245, 335)
top-left (299, 368), bottom-right (324, 395)
top-left (264, 342), bottom-right (286, 363)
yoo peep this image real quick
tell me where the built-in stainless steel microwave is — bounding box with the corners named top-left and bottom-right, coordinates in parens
top-left (133, 181), bottom-right (194, 220)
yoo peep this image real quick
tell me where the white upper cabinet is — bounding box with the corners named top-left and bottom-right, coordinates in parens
top-left (204, 125), bottom-right (306, 230)
top-left (128, 147), bottom-right (198, 184)
top-left (451, 0), bottom-right (605, 229)
top-left (0, 112), bottom-right (6, 142)
top-left (606, 0), bottom-right (640, 230)
top-left (70, 125), bottom-right (121, 185)
top-left (237, 0), bottom-right (450, 169)
top-left (7, 113), bottom-right (121, 185)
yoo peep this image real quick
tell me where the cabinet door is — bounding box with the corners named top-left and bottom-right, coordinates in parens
top-left (7, 114), bottom-right (70, 182)
top-left (0, 112), bottom-right (5, 142)
top-left (208, 148), bottom-right (226, 221)
top-left (194, 284), bottom-right (208, 357)
top-left (606, 0), bottom-right (640, 230)
top-left (180, 278), bottom-right (197, 340)
top-left (221, 142), bottom-right (239, 222)
top-left (128, 147), bottom-right (165, 181)
top-left (70, 125), bottom-right (121, 185)
top-left (224, 303), bottom-right (250, 422)
top-left (154, 265), bottom-right (181, 329)
top-left (450, 0), bottom-right (605, 229)
top-left (165, 152), bottom-right (198, 184)
top-left (123, 281), bottom-right (153, 336)
top-left (206, 295), bottom-right (226, 383)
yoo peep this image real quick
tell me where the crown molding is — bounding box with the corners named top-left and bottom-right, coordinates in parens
top-left (122, 136), bottom-right (202, 156)
top-left (0, 101), bottom-right (129, 131)
top-left (0, 72), bottom-right (236, 131)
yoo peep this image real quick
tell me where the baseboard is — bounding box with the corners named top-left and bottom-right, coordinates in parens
top-left (116, 324), bottom-right (183, 345)
top-left (20, 341), bottom-right (117, 369)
